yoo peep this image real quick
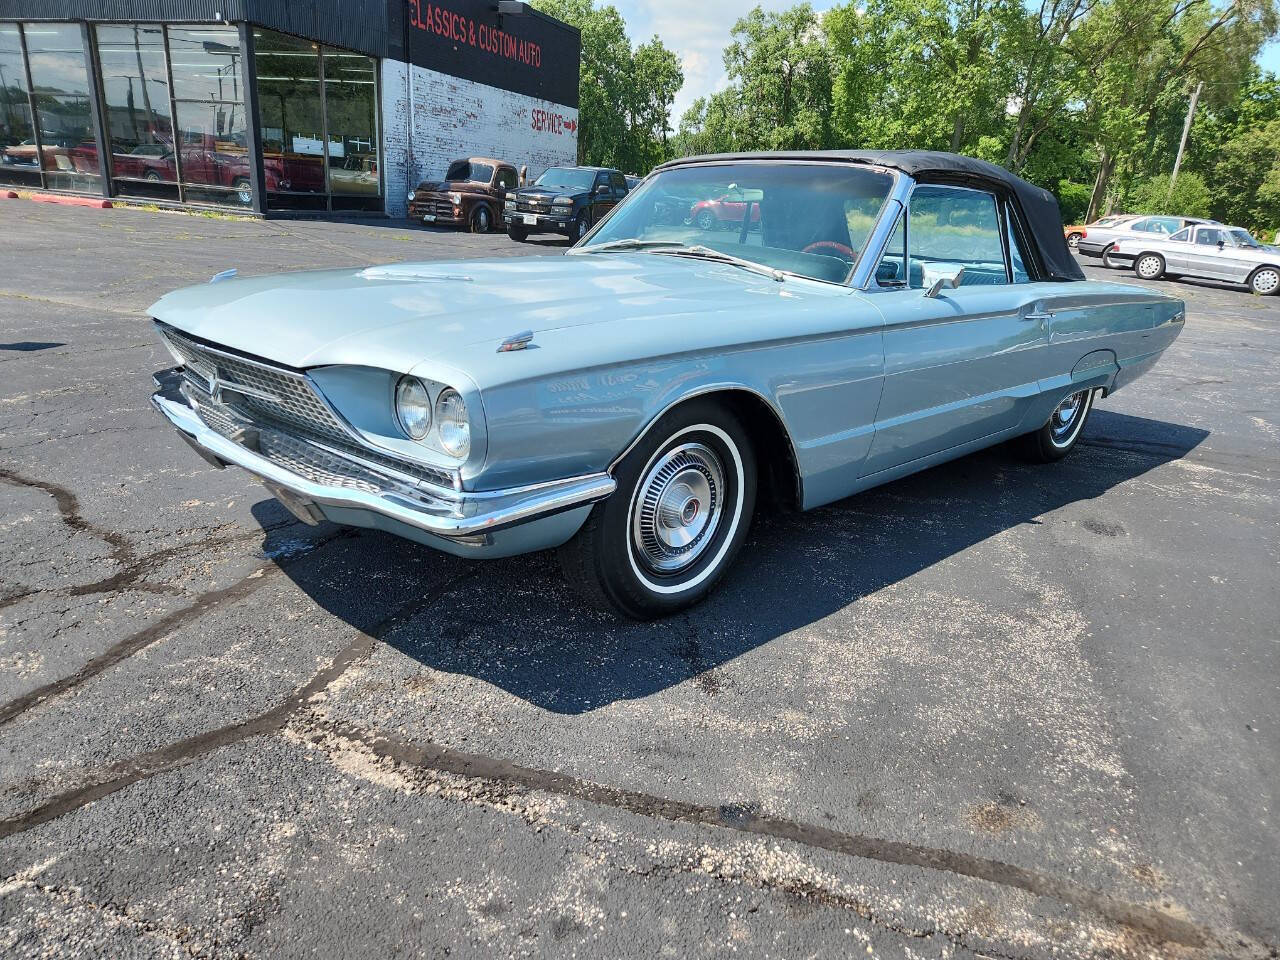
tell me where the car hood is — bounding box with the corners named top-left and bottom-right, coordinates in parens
top-left (147, 254), bottom-right (850, 373)
top-left (415, 179), bottom-right (483, 194)
top-left (515, 186), bottom-right (585, 200)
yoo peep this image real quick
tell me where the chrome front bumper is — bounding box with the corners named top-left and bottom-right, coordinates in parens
top-left (151, 371), bottom-right (615, 545)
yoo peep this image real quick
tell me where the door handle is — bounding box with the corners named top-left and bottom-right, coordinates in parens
top-left (1024, 311), bottom-right (1054, 322)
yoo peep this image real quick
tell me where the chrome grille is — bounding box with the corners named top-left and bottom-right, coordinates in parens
top-left (162, 326), bottom-right (351, 446)
top-left (161, 325), bottom-right (457, 490)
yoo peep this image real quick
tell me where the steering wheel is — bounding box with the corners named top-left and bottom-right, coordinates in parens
top-left (802, 240), bottom-right (855, 259)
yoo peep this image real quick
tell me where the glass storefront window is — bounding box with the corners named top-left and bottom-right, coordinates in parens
top-left (324, 49), bottom-right (380, 208)
top-left (254, 29), bottom-right (326, 209)
top-left (95, 24), bottom-right (176, 200)
top-left (166, 25), bottom-right (246, 207)
top-left (0, 23), bottom-right (40, 187)
top-left (172, 98), bottom-right (251, 205)
top-left (254, 28), bottom-right (380, 211)
top-left (23, 23), bottom-right (99, 192)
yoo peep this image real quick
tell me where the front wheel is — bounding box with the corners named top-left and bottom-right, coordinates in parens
top-left (1249, 266), bottom-right (1280, 296)
top-left (558, 399), bottom-right (756, 619)
top-left (574, 211), bottom-right (591, 241)
top-left (232, 178), bottom-right (252, 206)
top-left (469, 205), bottom-right (491, 233)
top-left (506, 223), bottom-right (528, 242)
top-left (1016, 388), bottom-right (1096, 463)
top-left (1134, 253), bottom-right (1165, 280)
top-left (696, 210), bottom-right (716, 231)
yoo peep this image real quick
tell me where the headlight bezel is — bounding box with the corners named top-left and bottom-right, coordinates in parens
top-left (407, 190), bottom-right (416, 202)
top-left (394, 375), bottom-right (432, 440)
top-left (448, 191), bottom-right (463, 204)
top-left (434, 388), bottom-right (471, 459)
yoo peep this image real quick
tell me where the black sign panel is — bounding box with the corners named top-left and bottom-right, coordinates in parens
top-left (404, 0), bottom-right (579, 108)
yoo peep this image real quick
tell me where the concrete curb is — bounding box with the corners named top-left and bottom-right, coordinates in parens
top-left (29, 193), bottom-right (112, 209)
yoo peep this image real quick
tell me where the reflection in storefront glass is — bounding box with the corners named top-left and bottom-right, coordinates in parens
top-left (23, 23), bottom-right (100, 192)
top-left (0, 23), bottom-right (40, 188)
top-left (325, 49), bottom-right (379, 207)
top-left (254, 29), bottom-right (325, 210)
top-left (173, 98), bottom-right (251, 205)
top-left (95, 24), bottom-right (176, 200)
top-left (167, 25), bottom-right (246, 206)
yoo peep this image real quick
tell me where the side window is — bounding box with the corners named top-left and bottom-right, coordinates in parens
top-left (594, 173), bottom-right (609, 194)
top-left (1169, 227), bottom-right (1191, 242)
top-left (874, 211), bottom-right (907, 287)
top-left (908, 185), bottom-right (1008, 287)
top-left (496, 167), bottom-right (517, 190)
top-left (610, 172), bottom-right (627, 196)
top-left (1195, 227), bottom-right (1222, 246)
top-left (1154, 217), bottom-right (1181, 233)
top-left (1005, 204), bottom-right (1031, 283)
top-left (1131, 218), bottom-right (1155, 233)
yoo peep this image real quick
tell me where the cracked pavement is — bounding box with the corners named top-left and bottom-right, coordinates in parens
top-left (0, 201), bottom-right (1277, 959)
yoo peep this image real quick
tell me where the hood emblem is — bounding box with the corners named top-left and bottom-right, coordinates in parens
top-left (498, 330), bottom-right (535, 353)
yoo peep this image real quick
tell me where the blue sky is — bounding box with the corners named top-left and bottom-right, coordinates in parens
top-left (610, 0), bottom-right (1280, 123)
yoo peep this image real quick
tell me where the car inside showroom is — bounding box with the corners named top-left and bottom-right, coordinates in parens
top-left (0, 0), bottom-right (580, 216)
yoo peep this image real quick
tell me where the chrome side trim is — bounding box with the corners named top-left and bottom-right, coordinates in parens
top-left (152, 387), bottom-right (615, 538)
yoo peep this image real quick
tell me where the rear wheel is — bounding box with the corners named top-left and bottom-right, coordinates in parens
top-left (558, 399), bottom-right (756, 619)
top-left (1101, 245), bottom-right (1119, 268)
top-left (1067, 232), bottom-right (1082, 249)
top-left (506, 223), bottom-right (528, 242)
top-left (1249, 266), bottom-right (1280, 296)
top-left (1016, 388), bottom-right (1096, 463)
top-left (696, 210), bottom-right (716, 231)
top-left (1134, 253), bottom-right (1165, 280)
top-left (232, 177), bottom-right (252, 206)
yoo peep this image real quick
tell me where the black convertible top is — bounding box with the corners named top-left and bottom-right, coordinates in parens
top-left (656, 149), bottom-right (1085, 282)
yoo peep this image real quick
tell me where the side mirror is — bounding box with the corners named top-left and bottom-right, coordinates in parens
top-left (922, 263), bottom-right (966, 298)
top-left (595, 184), bottom-right (610, 196)
top-left (1217, 239), bottom-right (1225, 249)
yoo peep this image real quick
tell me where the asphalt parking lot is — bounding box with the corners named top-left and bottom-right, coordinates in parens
top-left (1, 200), bottom-right (1277, 960)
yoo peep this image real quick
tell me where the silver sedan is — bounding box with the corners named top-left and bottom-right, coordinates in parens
top-left (1109, 223), bottom-right (1280, 296)
top-left (1077, 214), bottom-right (1214, 266)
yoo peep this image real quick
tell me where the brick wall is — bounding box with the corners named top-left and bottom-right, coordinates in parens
top-left (381, 59), bottom-right (579, 218)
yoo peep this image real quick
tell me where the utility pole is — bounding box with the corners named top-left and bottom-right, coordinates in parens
top-left (1168, 79), bottom-right (1203, 201)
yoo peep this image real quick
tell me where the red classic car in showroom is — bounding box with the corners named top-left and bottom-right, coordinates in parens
top-left (690, 190), bottom-right (764, 231)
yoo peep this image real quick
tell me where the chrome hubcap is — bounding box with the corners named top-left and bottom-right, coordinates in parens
top-left (1051, 390), bottom-right (1088, 443)
top-left (1138, 256), bottom-right (1160, 277)
top-left (1255, 270), bottom-right (1278, 293)
top-left (632, 442), bottom-right (725, 574)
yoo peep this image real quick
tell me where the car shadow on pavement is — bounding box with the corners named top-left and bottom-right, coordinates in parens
top-left (262, 409), bottom-right (1208, 714)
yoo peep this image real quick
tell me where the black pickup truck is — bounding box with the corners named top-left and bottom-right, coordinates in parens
top-left (504, 165), bottom-right (629, 242)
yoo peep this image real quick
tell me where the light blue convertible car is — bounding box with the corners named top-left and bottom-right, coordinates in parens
top-left (151, 151), bottom-right (1184, 618)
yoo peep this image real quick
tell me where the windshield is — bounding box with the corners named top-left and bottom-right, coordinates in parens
top-left (535, 167), bottom-right (596, 190)
top-left (445, 160), bottom-right (493, 183)
top-left (578, 162), bottom-right (895, 284)
top-left (1228, 228), bottom-right (1262, 249)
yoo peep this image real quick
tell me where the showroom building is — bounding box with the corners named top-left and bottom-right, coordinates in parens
top-left (0, 1), bottom-right (580, 216)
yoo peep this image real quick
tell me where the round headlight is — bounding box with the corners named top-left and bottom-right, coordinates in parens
top-left (407, 190), bottom-right (416, 202)
top-left (448, 191), bottom-right (462, 204)
top-left (434, 388), bottom-right (470, 458)
top-left (395, 376), bottom-right (432, 440)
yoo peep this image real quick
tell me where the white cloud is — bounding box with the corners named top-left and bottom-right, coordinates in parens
top-left (613, 0), bottom-right (840, 124)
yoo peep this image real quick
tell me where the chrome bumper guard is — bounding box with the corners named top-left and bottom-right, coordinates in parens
top-left (151, 370), bottom-right (615, 538)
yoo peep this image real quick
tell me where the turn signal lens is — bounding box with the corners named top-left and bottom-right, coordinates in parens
top-left (434, 388), bottom-right (470, 458)
top-left (395, 376), bottom-right (432, 440)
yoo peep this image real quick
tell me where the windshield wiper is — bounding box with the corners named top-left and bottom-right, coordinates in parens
top-left (654, 244), bottom-right (786, 282)
top-left (570, 238), bottom-right (688, 254)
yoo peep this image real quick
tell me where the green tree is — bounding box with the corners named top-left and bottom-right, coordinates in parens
top-left (825, 0), bottom-right (1022, 153)
top-left (532, 0), bottom-right (683, 172)
top-left (1127, 171), bottom-right (1214, 215)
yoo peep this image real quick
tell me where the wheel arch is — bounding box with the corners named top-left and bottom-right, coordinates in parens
top-left (609, 386), bottom-right (802, 510)
top-left (1247, 262), bottom-right (1280, 284)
